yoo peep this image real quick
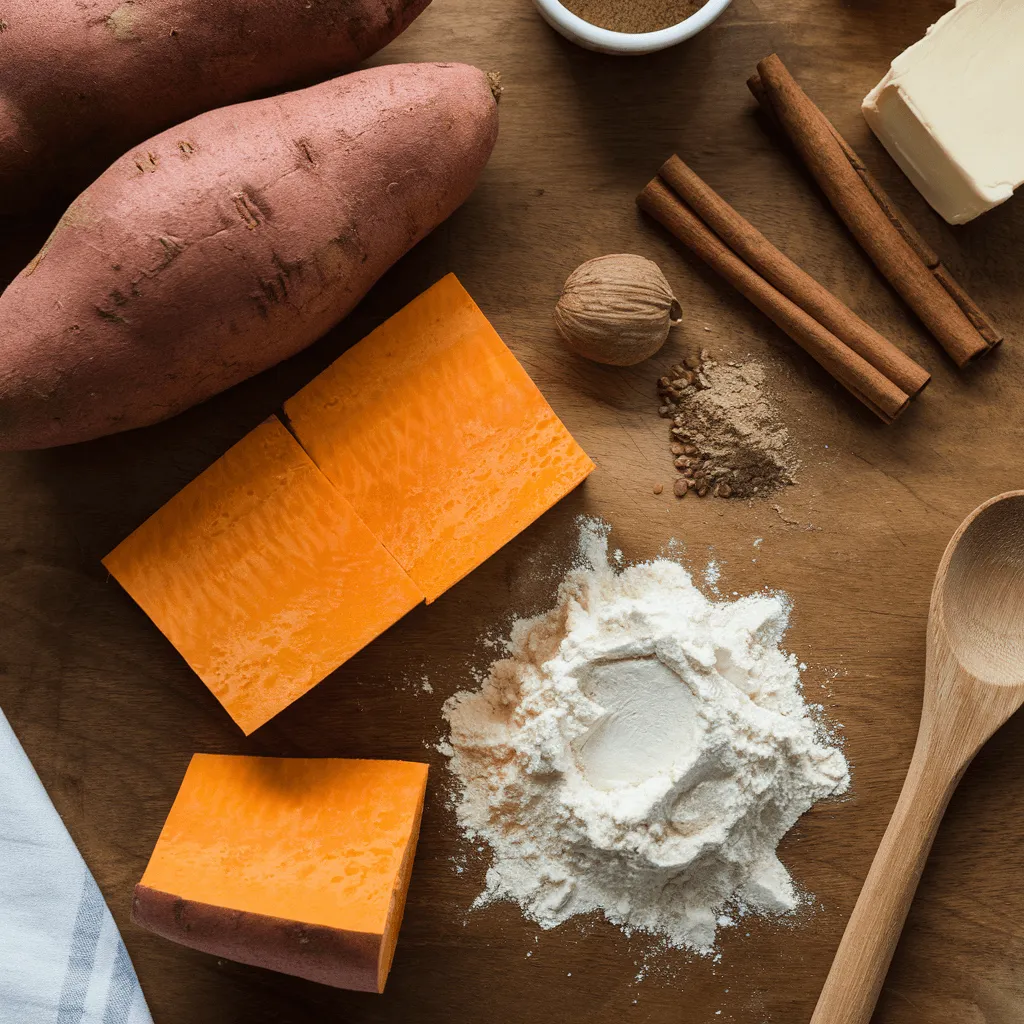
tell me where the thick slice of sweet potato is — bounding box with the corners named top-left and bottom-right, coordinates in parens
top-left (0, 62), bottom-right (498, 450)
top-left (133, 754), bottom-right (429, 993)
top-left (0, 0), bottom-right (432, 212)
top-left (285, 274), bottom-right (597, 602)
top-left (102, 416), bottom-right (425, 735)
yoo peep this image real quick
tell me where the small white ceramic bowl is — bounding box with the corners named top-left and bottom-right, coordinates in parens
top-left (533, 0), bottom-right (732, 55)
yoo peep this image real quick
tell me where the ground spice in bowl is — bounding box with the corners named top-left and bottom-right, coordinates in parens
top-left (561, 0), bottom-right (707, 33)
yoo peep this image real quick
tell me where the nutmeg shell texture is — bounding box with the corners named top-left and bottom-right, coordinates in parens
top-left (554, 254), bottom-right (682, 366)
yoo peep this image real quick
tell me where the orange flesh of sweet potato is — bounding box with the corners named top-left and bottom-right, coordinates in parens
top-left (0, 62), bottom-right (498, 451)
top-left (103, 277), bottom-right (593, 733)
top-left (132, 754), bottom-right (429, 993)
top-left (285, 274), bottom-right (597, 601)
top-left (0, 0), bottom-right (433, 211)
top-left (102, 416), bottom-right (423, 735)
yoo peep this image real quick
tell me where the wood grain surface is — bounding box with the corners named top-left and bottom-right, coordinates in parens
top-left (3, 1), bottom-right (1024, 1022)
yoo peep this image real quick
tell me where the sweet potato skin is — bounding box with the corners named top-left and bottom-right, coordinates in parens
top-left (0, 0), bottom-right (432, 212)
top-left (0, 63), bottom-right (498, 450)
top-left (132, 884), bottom-right (382, 992)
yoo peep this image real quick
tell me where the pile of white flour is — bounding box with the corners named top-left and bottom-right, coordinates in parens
top-left (441, 522), bottom-right (849, 952)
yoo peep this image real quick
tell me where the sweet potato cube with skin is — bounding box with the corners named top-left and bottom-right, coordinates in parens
top-left (133, 755), bottom-right (429, 993)
top-left (284, 273), bottom-right (595, 602)
top-left (103, 417), bottom-right (423, 734)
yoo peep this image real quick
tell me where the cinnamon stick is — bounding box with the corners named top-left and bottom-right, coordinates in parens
top-left (932, 265), bottom-right (1004, 349)
top-left (637, 177), bottom-right (910, 424)
top-left (748, 72), bottom-right (941, 270)
top-left (748, 71), bottom-right (1003, 350)
top-left (754, 54), bottom-right (997, 367)
top-left (658, 154), bottom-right (930, 398)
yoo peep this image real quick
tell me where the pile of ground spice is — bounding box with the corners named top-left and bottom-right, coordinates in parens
top-left (657, 353), bottom-right (799, 499)
top-left (562, 0), bottom-right (707, 34)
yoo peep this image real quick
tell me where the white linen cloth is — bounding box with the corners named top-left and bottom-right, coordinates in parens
top-left (0, 709), bottom-right (153, 1024)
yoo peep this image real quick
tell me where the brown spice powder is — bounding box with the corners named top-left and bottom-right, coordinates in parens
top-left (562, 0), bottom-right (707, 33)
top-left (657, 352), bottom-right (799, 500)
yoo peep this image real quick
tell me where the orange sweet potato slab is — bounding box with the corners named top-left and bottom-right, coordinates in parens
top-left (133, 754), bottom-right (428, 993)
top-left (284, 274), bottom-right (595, 602)
top-left (103, 417), bottom-right (423, 734)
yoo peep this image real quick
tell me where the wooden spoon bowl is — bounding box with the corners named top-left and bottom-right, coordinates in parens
top-left (810, 491), bottom-right (1024, 1024)
top-left (942, 495), bottom-right (1024, 685)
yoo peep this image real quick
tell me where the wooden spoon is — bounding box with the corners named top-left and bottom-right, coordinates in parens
top-left (811, 491), bottom-right (1024, 1024)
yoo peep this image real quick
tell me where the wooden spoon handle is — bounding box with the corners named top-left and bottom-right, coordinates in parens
top-left (809, 746), bottom-right (962, 1024)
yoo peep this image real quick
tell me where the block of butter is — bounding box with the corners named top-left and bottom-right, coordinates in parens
top-left (862, 0), bottom-right (1024, 225)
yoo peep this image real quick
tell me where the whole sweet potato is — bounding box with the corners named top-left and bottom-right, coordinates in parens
top-left (0, 63), bottom-right (498, 450)
top-left (0, 0), bottom-right (432, 213)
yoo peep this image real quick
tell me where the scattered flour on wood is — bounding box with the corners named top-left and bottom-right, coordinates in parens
top-left (441, 520), bottom-right (849, 953)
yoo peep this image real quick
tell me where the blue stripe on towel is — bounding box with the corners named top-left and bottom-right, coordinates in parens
top-left (55, 879), bottom-right (106, 1024)
top-left (101, 942), bottom-right (140, 1024)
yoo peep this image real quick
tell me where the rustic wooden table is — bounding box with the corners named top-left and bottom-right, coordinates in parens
top-left (3, 1), bottom-right (1023, 1021)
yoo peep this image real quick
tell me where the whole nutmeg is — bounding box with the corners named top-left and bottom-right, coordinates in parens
top-left (554, 254), bottom-right (682, 366)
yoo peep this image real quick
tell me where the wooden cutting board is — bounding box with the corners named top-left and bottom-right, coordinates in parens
top-left (2, 1), bottom-right (1023, 1021)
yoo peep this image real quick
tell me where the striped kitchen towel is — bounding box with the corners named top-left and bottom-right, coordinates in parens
top-left (0, 709), bottom-right (153, 1024)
